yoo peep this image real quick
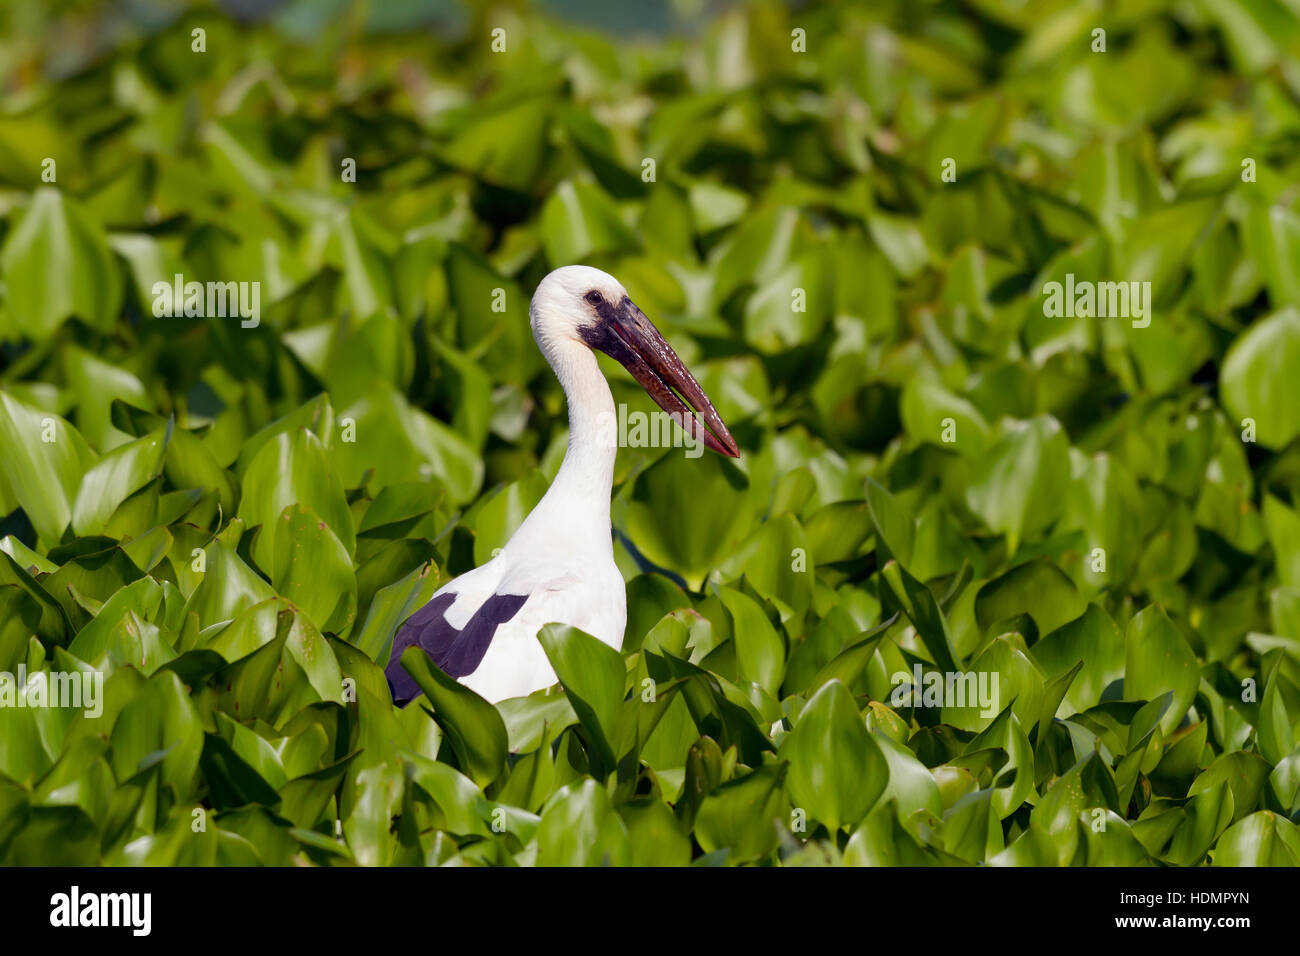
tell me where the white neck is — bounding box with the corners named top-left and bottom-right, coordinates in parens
top-left (505, 337), bottom-right (617, 558)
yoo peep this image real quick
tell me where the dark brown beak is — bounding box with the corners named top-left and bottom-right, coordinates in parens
top-left (585, 297), bottom-right (740, 458)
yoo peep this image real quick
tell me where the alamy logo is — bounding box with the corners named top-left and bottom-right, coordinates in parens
top-left (890, 665), bottom-right (1000, 718)
top-left (152, 273), bottom-right (261, 328)
top-left (50, 886), bottom-right (151, 936)
top-left (1042, 273), bottom-right (1151, 328)
top-left (595, 406), bottom-right (704, 458)
top-left (0, 665), bottom-right (103, 718)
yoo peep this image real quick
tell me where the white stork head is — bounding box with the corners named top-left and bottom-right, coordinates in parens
top-left (530, 265), bottom-right (740, 457)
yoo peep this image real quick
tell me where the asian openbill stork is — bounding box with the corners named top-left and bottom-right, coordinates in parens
top-left (385, 265), bottom-right (739, 704)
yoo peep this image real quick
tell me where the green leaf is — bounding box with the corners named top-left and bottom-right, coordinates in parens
top-left (1221, 308), bottom-right (1300, 450)
top-left (1264, 495), bottom-right (1300, 590)
top-left (874, 732), bottom-right (943, 819)
top-left (1124, 605), bottom-right (1200, 736)
top-left (538, 623), bottom-right (626, 776)
top-left (715, 586), bottom-right (785, 696)
top-left (270, 504), bottom-right (357, 635)
top-left (965, 416), bottom-right (1071, 554)
top-left (1032, 604), bottom-right (1124, 713)
top-left (880, 560), bottom-right (961, 673)
top-left (239, 428), bottom-right (355, 572)
top-left (354, 561), bottom-right (441, 664)
top-left (439, 95), bottom-right (551, 191)
top-left (108, 670), bottom-right (203, 797)
top-left (0, 392), bottom-right (97, 545)
top-left (535, 779), bottom-right (630, 866)
top-left (866, 478), bottom-right (915, 569)
top-left (623, 452), bottom-right (752, 590)
top-left (693, 762), bottom-right (788, 863)
top-left (0, 187), bottom-right (123, 337)
top-left (975, 558), bottom-right (1086, 638)
top-left (183, 535), bottom-right (277, 629)
top-left (621, 797), bottom-right (693, 866)
top-left (398, 646), bottom-right (507, 788)
top-left (540, 180), bottom-right (638, 264)
top-left (900, 379), bottom-right (990, 459)
top-left (780, 679), bottom-right (887, 831)
top-left (71, 426), bottom-right (169, 537)
top-left (1213, 811), bottom-right (1300, 866)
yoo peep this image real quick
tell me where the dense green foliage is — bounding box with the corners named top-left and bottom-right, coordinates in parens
top-left (2, 0), bottom-right (1300, 865)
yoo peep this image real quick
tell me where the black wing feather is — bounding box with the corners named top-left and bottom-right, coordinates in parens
top-left (385, 591), bottom-right (529, 706)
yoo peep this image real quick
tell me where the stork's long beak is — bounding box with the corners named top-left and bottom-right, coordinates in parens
top-left (588, 297), bottom-right (740, 458)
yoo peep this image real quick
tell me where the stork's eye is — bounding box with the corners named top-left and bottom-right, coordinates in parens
top-left (585, 290), bottom-right (604, 305)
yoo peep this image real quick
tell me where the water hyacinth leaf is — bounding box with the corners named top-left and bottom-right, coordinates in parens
top-left (867, 211), bottom-right (931, 280)
top-left (943, 634), bottom-right (1046, 734)
top-left (342, 765), bottom-right (402, 866)
top-left (712, 205), bottom-right (802, 302)
top-left (1157, 782), bottom-right (1235, 865)
top-left (354, 561), bottom-right (441, 664)
top-left (1240, 203), bottom-right (1300, 310)
top-left (622, 452), bottom-right (752, 590)
top-left (1221, 308), bottom-right (1300, 450)
top-left (1125, 605), bottom-right (1200, 736)
top-left (163, 426), bottom-right (237, 514)
top-left (200, 733), bottom-right (282, 810)
top-left (0, 536), bottom-right (57, 576)
top-left (1212, 811), bottom-right (1300, 866)
top-left (803, 616), bottom-right (893, 696)
top-left (439, 95), bottom-right (552, 191)
top-left (1257, 662), bottom-right (1298, 766)
top-left (743, 252), bottom-right (830, 352)
top-left (278, 754), bottom-right (359, 830)
top-left (965, 416), bottom-right (1071, 555)
top-left (621, 797), bottom-right (693, 867)
top-left (975, 558), bottom-right (1086, 639)
top-left (1264, 495), bottom-right (1300, 590)
top-left (0, 393), bottom-right (97, 546)
top-left (535, 779), bottom-right (629, 866)
top-left (71, 426), bottom-right (170, 537)
top-left (42, 543), bottom-right (146, 631)
top-left (108, 671), bottom-right (203, 798)
top-left (715, 586), bottom-right (785, 696)
top-left (803, 500), bottom-right (874, 565)
top-left (0, 551), bottom-right (73, 644)
top-left (538, 623), bottom-right (625, 775)
top-left (183, 536), bottom-right (276, 629)
top-left (271, 504), bottom-right (357, 635)
top-left (206, 602), bottom-right (345, 728)
top-left (540, 180), bottom-right (638, 265)
top-left (200, 598), bottom-right (281, 664)
top-left (0, 681), bottom-right (55, 782)
top-left (0, 187), bottom-right (123, 337)
top-left (880, 561), bottom-right (961, 674)
top-left (1032, 604), bottom-right (1125, 714)
top-left (780, 679), bottom-right (887, 832)
top-left (399, 647), bottom-right (507, 788)
top-left (692, 762), bottom-right (788, 863)
top-left (234, 394), bottom-right (335, 477)
top-left (900, 379), bottom-right (990, 459)
top-left (940, 788), bottom-right (1002, 863)
top-left (865, 478), bottom-right (915, 570)
top-left (716, 513), bottom-right (814, 613)
top-left (69, 598), bottom-right (175, 674)
top-left (874, 733), bottom-right (942, 820)
top-left (239, 429), bottom-right (355, 572)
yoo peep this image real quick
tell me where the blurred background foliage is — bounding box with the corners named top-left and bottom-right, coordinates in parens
top-left (1, 0), bottom-right (1300, 865)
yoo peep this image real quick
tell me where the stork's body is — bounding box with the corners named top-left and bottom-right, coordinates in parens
top-left (386, 266), bottom-right (737, 705)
